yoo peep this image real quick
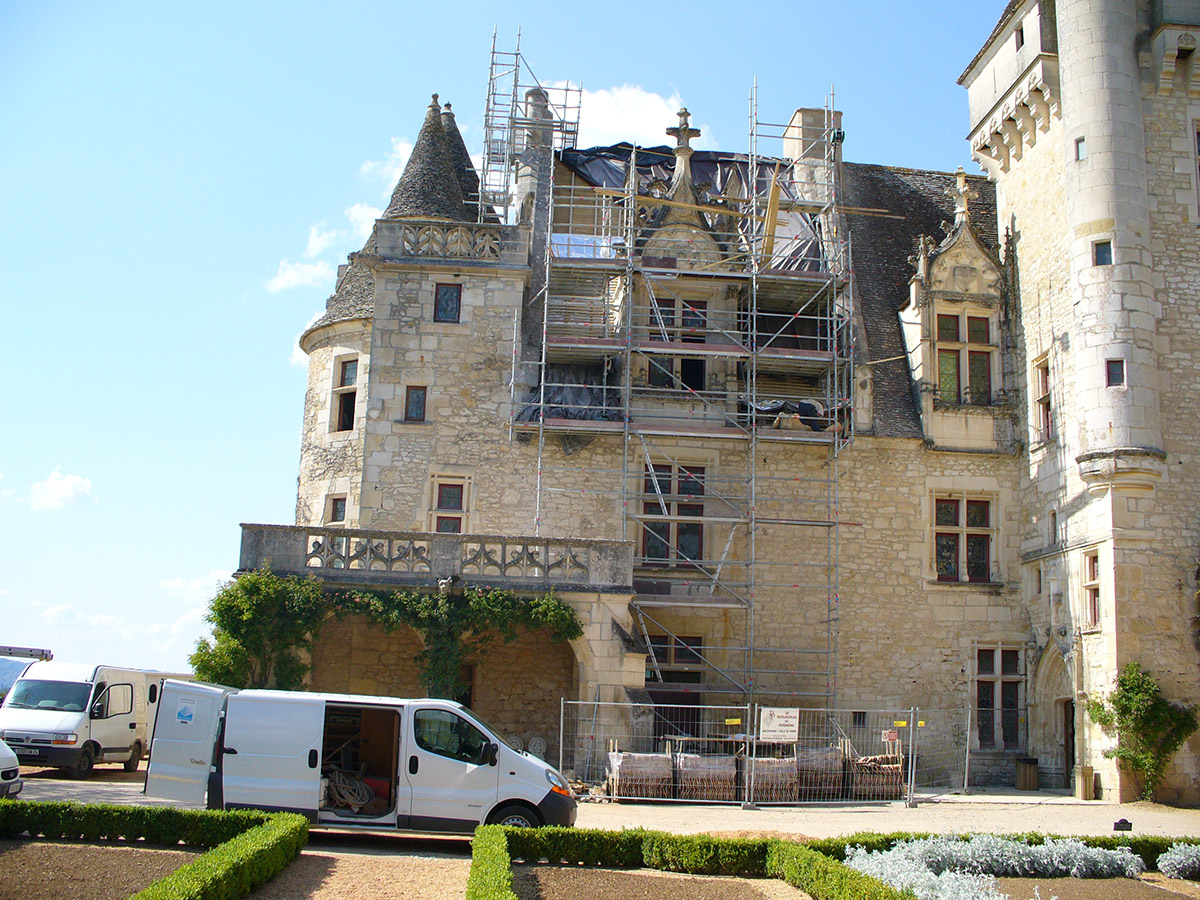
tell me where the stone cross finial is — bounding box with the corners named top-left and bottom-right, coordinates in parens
top-left (667, 108), bottom-right (701, 153)
top-left (950, 166), bottom-right (978, 224)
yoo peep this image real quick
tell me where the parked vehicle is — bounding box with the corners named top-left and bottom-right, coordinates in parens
top-left (145, 680), bottom-right (576, 832)
top-left (0, 662), bottom-right (190, 778)
top-left (0, 739), bottom-right (22, 798)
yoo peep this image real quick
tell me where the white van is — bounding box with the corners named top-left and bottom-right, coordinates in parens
top-left (0, 662), bottom-right (186, 778)
top-left (145, 680), bottom-right (576, 832)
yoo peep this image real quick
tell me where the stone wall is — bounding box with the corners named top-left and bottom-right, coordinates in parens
top-left (308, 614), bottom-right (576, 762)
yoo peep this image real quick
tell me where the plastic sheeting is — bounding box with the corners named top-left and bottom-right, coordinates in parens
top-left (559, 144), bottom-right (824, 272)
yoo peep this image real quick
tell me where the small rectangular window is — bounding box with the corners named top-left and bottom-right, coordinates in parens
top-left (1034, 357), bottom-right (1052, 442)
top-left (1093, 240), bottom-right (1113, 266)
top-left (936, 314), bottom-right (960, 342)
top-left (938, 349), bottom-right (961, 402)
top-left (648, 356), bottom-right (673, 388)
top-left (434, 283), bottom-right (462, 323)
top-left (967, 351), bottom-right (991, 404)
top-left (1075, 137), bottom-right (1086, 161)
top-left (332, 356), bottom-right (359, 433)
top-left (336, 391), bottom-right (356, 432)
top-left (1106, 359), bottom-right (1125, 387)
top-left (437, 483), bottom-right (464, 511)
top-left (966, 317), bottom-right (989, 344)
top-left (1014, 24), bottom-right (1025, 49)
top-left (679, 357), bottom-right (705, 392)
top-left (1084, 550), bottom-right (1101, 627)
top-left (329, 497), bottom-right (346, 523)
top-left (405, 386), bottom-right (427, 422)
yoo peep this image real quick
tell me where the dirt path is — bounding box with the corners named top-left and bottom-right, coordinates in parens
top-left (0, 839), bottom-right (199, 900)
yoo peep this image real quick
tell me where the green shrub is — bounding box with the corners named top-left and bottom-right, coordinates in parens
top-left (505, 825), bottom-right (652, 867)
top-left (467, 825), bottom-right (517, 900)
top-left (642, 833), bottom-right (768, 876)
top-left (0, 801), bottom-right (306, 900)
top-left (767, 841), bottom-right (915, 900)
top-left (132, 812), bottom-right (308, 900)
top-left (0, 801), bottom-right (270, 847)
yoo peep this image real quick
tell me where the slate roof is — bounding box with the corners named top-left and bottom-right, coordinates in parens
top-left (841, 162), bottom-right (998, 438)
top-left (384, 94), bottom-right (470, 222)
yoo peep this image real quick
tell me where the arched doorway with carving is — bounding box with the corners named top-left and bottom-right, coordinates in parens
top-left (1030, 645), bottom-right (1074, 788)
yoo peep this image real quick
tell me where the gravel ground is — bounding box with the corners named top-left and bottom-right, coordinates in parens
top-left (513, 865), bottom-right (810, 900)
top-left (0, 839), bottom-right (200, 900)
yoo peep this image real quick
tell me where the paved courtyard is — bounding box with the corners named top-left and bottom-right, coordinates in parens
top-left (16, 765), bottom-right (1200, 839)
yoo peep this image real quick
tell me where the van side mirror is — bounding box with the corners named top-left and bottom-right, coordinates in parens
top-left (90, 703), bottom-right (104, 719)
top-left (485, 742), bottom-right (498, 767)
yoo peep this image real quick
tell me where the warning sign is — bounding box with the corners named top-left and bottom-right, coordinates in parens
top-left (759, 707), bottom-right (800, 742)
top-left (882, 729), bottom-right (899, 742)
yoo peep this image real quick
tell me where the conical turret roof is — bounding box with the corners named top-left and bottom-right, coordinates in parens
top-left (384, 93), bottom-right (469, 221)
top-left (440, 102), bottom-right (483, 222)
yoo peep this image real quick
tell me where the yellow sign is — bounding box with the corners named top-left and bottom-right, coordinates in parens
top-left (893, 720), bottom-right (908, 727)
top-left (724, 718), bottom-right (742, 726)
top-left (918, 721), bottom-right (926, 728)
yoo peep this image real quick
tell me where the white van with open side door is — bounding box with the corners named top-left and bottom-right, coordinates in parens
top-left (0, 662), bottom-right (185, 778)
top-left (144, 680), bottom-right (576, 832)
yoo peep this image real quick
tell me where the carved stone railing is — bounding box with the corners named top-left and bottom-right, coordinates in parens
top-left (239, 524), bottom-right (633, 593)
top-left (373, 221), bottom-right (527, 267)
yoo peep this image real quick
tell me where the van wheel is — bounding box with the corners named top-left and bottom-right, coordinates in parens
top-left (489, 805), bottom-right (538, 828)
top-left (66, 747), bottom-right (95, 780)
top-left (123, 742), bottom-right (143, 772)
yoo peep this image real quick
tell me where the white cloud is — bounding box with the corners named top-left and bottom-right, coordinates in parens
top-left (159, 569), bottom-right (228, 603)
top-left (565, 84), bottom-right (718, 151)
top-left (345, 203), bottom-right (382, 240)
top-left (41, 603), bottom-right (72, 623)
top-left (30, 468), bottom-right (92, 511)
top-left (267, 259), bottom-right (334, 293)
top-left (361, 137), bottom-right (413, 195)
top-left (304, 223), bottom-right (339, 258)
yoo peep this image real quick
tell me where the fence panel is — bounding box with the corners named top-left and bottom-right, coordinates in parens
top-left (560, 701), bottom-right (970, 805)
top-left (561, 700), bottom-right (751, 803)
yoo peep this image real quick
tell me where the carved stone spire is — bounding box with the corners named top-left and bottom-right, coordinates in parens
top-left (384, 93), bottom-right (469, 222)
top-left (949, 166), bottom-right (979, 227)
top-left (663, 108), bottom-right (703, 227)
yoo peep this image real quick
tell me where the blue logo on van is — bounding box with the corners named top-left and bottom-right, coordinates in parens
top-left (177, 699), bottom-right (196, 725)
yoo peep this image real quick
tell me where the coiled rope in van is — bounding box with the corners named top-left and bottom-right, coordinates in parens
top-left (326, 768), bottom-right (373, 809)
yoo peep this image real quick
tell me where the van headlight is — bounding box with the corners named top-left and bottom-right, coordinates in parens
top-left (545, 768), bottom-right (572, 797)
top-left (52, 733), bottom-right (78, 745)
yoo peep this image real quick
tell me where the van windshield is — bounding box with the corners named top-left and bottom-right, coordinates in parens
top-left (4, 680), bottom-right (93, 712)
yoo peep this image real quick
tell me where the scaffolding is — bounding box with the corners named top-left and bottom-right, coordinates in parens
top-left (489, 41), bottom-right (853, 708)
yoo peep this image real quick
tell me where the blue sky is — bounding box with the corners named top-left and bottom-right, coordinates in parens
top-left (0, 1), bottom-right (1005, 672)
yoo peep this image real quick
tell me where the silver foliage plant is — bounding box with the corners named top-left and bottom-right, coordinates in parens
top-left (1158, 842), bottom-right (1200, 880)
top-left (845, 834), bottom-right (1145, 900)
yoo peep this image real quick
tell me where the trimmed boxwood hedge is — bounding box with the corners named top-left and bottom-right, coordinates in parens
top-left (465, 823), bottom-right (1200, 900)
top-left (0, 800), bottom-right (308, 900)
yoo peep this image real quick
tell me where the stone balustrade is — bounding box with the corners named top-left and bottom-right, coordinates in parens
top-left (239, 523), bottom-right (634, 593)
top-left (372, 220), bottom-right (527, 267)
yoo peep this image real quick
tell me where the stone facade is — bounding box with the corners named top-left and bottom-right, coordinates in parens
top-left (961, 0), bottom-right (1200, 803)
top-left (240, 0), bottom-right (1200, 805)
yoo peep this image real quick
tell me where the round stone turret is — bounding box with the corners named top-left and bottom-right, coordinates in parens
top-left (1057, 0), bottom-right (1166, 491)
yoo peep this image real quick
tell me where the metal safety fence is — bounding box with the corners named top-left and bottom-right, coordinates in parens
top-left (560, 700), bottom-right (973, 805)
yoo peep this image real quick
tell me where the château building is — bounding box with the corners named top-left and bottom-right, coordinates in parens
top-left (239, 0), bottom-right (1200, 803)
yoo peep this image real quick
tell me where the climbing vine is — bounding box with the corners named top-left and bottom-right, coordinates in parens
top-left (1086, 663), bottom-right (1198, 801)
top-left (333, 584), bottom-right (583, 700)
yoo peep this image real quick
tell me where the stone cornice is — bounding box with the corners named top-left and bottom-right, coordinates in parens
top-left (1148, 25), bottom-right (1200, 97)
top-left (968, 56), bottom-right (1060, 180)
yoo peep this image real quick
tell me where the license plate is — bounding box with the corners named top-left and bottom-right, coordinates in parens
top-left (13, 747), bottom-right (38, 757)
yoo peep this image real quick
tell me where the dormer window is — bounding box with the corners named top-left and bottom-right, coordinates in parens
top-left (936, 312), bottom-right (994, 405)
